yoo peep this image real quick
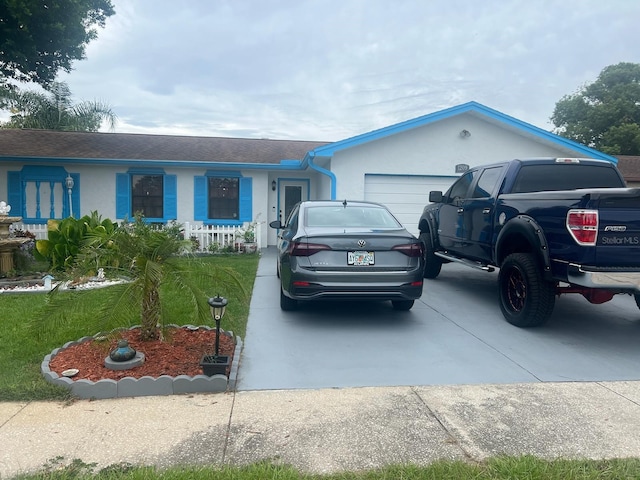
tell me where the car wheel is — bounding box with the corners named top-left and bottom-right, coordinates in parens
top-left (419, 232), bottom-right (442, 279)
top-left (498, 253), bottom-right (555, 327)
top-left (280, 286), bottom-right (298, 311)
top-left (391, 300), bottom-right (414, 311)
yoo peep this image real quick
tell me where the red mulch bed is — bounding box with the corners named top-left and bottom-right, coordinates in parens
top-left (48, 327), bottom-right (235, 382)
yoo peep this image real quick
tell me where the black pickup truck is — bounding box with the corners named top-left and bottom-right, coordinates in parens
top-left (418, 157), bottom-right (640, 327)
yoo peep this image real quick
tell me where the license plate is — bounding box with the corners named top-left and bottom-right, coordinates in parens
top-left (348, 251), bottom-right (374, 266)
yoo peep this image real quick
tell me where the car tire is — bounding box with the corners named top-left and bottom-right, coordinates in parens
top-left (280, 286), bottom-right (298, 311)
top-left (391, 300), bottom-right (414, 311)
top-left (419, 232), bottom-right (442, 279)
top-left (498, 253), bottom-right (555, 327)
top-left (635, 294), bottom-right (640, 310)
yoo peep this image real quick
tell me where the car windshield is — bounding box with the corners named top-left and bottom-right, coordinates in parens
top-left (305, 205), bottom-right (401, 228)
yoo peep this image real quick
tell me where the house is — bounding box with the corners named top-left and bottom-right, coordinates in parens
top-left (0, 101), bottom-right (621, 247)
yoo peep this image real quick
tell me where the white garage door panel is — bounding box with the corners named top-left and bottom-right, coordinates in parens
top-left (364, 174), bottom-right (455, 236)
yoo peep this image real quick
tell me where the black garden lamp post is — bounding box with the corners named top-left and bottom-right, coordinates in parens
top-left (209, 294), bottom-right (228, 358)
top-left (200, 294), bottom-right (231, 376)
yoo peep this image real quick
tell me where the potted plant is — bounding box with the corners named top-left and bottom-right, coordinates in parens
top-left (239, 221), bottom-right (258, 253)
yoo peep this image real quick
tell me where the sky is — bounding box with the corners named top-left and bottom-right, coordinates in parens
top-left (44, 0), bottom-right (640, 141)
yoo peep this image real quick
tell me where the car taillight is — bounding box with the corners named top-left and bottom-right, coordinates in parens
top-left (391, 243), bottom-right (423, 257)
top-left (288, 241), bottom-right (331, 256)
top-left (566, 209), bottom-right (598, 245)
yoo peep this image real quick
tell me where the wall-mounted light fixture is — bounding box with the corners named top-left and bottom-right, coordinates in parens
top-left (459, 129), bottom-right (471, 138)
top-left (271, 180), bottom-right (277, 191)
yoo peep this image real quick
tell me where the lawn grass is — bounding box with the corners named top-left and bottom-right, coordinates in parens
top-left (0, 253), bottom-right (259, 402)
top-left (10, 456), bottom-right (640, 479)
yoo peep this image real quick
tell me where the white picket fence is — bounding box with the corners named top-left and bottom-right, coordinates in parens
top-left (14, 221), bottom-right (263, 253)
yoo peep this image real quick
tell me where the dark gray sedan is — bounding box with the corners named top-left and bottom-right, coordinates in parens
top-left (269, 200), bottom-right (424, 311)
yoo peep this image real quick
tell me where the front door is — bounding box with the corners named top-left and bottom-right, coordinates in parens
top-left (277, 180), bottom-right (308, 224)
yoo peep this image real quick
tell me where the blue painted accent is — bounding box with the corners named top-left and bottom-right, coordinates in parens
top-left (194, 173), bottom-right (253, 224)
top-left (6, 166), bottom-right (78, 222)
top-left (7, 171), bottom-right (22, 216)
top-left (239, 177), bottom-right (252, 222)
top-left (115, 173), bottom-right (130, 219)
top-left (307, 152), bottom-right (337, 200)
top-left (310, 101), bottom-right (618, 163)
top-left (280, 159), bottom-right (302, 166)
top-left (116, 171), bottom-right (175, 222)
top-left (194, 176), bottom-right (207, 221)
top-left (165, 175), bottom-right (177, 220)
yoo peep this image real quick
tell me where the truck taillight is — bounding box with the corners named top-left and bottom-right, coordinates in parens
top-left (566, 209), bottom-right (598, 245)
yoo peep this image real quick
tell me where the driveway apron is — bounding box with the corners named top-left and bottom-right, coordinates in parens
top-left (236, 248), bottom-right (640, 391)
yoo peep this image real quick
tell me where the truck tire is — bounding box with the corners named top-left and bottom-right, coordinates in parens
top-left (498, 253), bottom-right (555, 327)
top-left (419, 232), bottom-right (442, 279)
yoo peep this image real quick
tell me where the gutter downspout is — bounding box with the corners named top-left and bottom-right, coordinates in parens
top-left (307, 152), bottom-right (337, 200)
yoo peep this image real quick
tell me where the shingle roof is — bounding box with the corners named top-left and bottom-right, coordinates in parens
top-left (615, 155), bottom-right (640, 181)
top-left (0, 129), bottom-right (329, 164)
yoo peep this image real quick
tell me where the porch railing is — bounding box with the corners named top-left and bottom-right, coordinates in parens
top-left (15, 221), bottom-right (263, 253)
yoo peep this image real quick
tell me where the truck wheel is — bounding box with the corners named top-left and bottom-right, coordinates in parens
top-left (498, 253), bottom-right (555, 327)
top-left (419, 232), bottom-right (442, 279)
top-left (280, 286), bottom-right (298, 311)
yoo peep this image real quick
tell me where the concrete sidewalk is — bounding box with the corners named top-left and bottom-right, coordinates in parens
top-left (2, 381), bottom-right (640, 477)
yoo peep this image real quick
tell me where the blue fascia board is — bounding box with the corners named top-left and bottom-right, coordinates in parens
top-left (310, 101), bottom-right (617, 164)
top-left (0, 156), bottom-right (307, 170)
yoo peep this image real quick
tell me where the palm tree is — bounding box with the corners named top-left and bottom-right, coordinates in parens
top-left (0, 81), bottom-right (116, 131)
top-left (37, 214), bottom-right (246, 342)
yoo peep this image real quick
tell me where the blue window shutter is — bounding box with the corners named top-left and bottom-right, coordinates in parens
top-left (239, 177), bottom-right (252, 222)
top-left (7, 172), bottom-right (22, 216)
top-left (116, 173), bottom-right (130, 219)
top-left (164, 175), bottom-right (177, 220)
top-left (194, 176), bottom-right (207, 221)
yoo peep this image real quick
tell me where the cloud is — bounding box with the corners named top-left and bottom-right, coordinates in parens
top-left (45, 0), bottom-right (640, 140)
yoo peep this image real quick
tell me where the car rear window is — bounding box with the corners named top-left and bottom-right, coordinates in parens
top-left (511, 164), bottom-right (624, 193)
top-left (306, 206), bottom-right (401, 228)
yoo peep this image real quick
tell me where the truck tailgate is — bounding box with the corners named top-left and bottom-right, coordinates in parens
top-left (593, 188), bottom-right (640, 267)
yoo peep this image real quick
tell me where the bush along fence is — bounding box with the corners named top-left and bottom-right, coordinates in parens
top-left (14, 221), bottom-right (263, 254)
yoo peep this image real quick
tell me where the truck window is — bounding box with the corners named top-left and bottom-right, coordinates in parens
top-left (472, 166), bottom-right (504, 198)
top-left (446, 171), bottom-right (475, 201)
top-left (511, 164), bottom-right (625, 193)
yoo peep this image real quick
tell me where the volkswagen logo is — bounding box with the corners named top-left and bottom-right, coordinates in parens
top-left (357, 239), bottom-right (366, 248)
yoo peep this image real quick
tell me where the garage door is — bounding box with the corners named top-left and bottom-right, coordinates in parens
top-left (364, 174), bottom-right (456, 237)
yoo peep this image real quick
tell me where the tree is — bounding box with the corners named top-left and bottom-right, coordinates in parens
top-left (0, 81), bottom-right (116, 131)
top-left (0, 0), bottom-right (115, 88)
top-left (551, 62), bottom-right (640, 155)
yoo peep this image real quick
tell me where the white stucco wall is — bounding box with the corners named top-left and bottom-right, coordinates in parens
top-left (330, 114), bottom-right (581, 200)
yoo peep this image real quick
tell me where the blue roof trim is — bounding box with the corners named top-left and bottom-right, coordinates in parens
top-left (0, 156), bottom-right (307, 170)
top-left (310, 101), bottom-right (618, 163)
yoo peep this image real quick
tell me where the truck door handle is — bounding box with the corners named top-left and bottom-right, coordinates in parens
top-left (483, 208), bottom-right (491, 215)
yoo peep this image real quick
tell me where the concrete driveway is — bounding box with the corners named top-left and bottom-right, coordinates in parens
top-left (236, 248), bottom-right (640, 391)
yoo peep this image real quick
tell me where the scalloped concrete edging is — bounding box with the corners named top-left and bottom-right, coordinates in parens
top-left (41, 324), bottom-right (242, 399)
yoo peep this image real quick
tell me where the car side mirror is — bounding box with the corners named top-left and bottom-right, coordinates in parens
top-left (269, 220), bottom-right (283, 229)
top-left (429, 191), bottom-right (443, 203)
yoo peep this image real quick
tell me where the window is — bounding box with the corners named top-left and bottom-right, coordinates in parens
top-left (132, 175), bottom-right (164, 218)
top-left (472, 166), bottom-right (504, 198)
top-left (7, 166), bottom-right (78, 223)
top-left (446, 171), bottom-right (475, 202)
top-left (208, 177), bottom-right (238, 219)
top-left (116, 170), bottom-right (176, 221)
top-left (194, 172), bottom-right (252, 225)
